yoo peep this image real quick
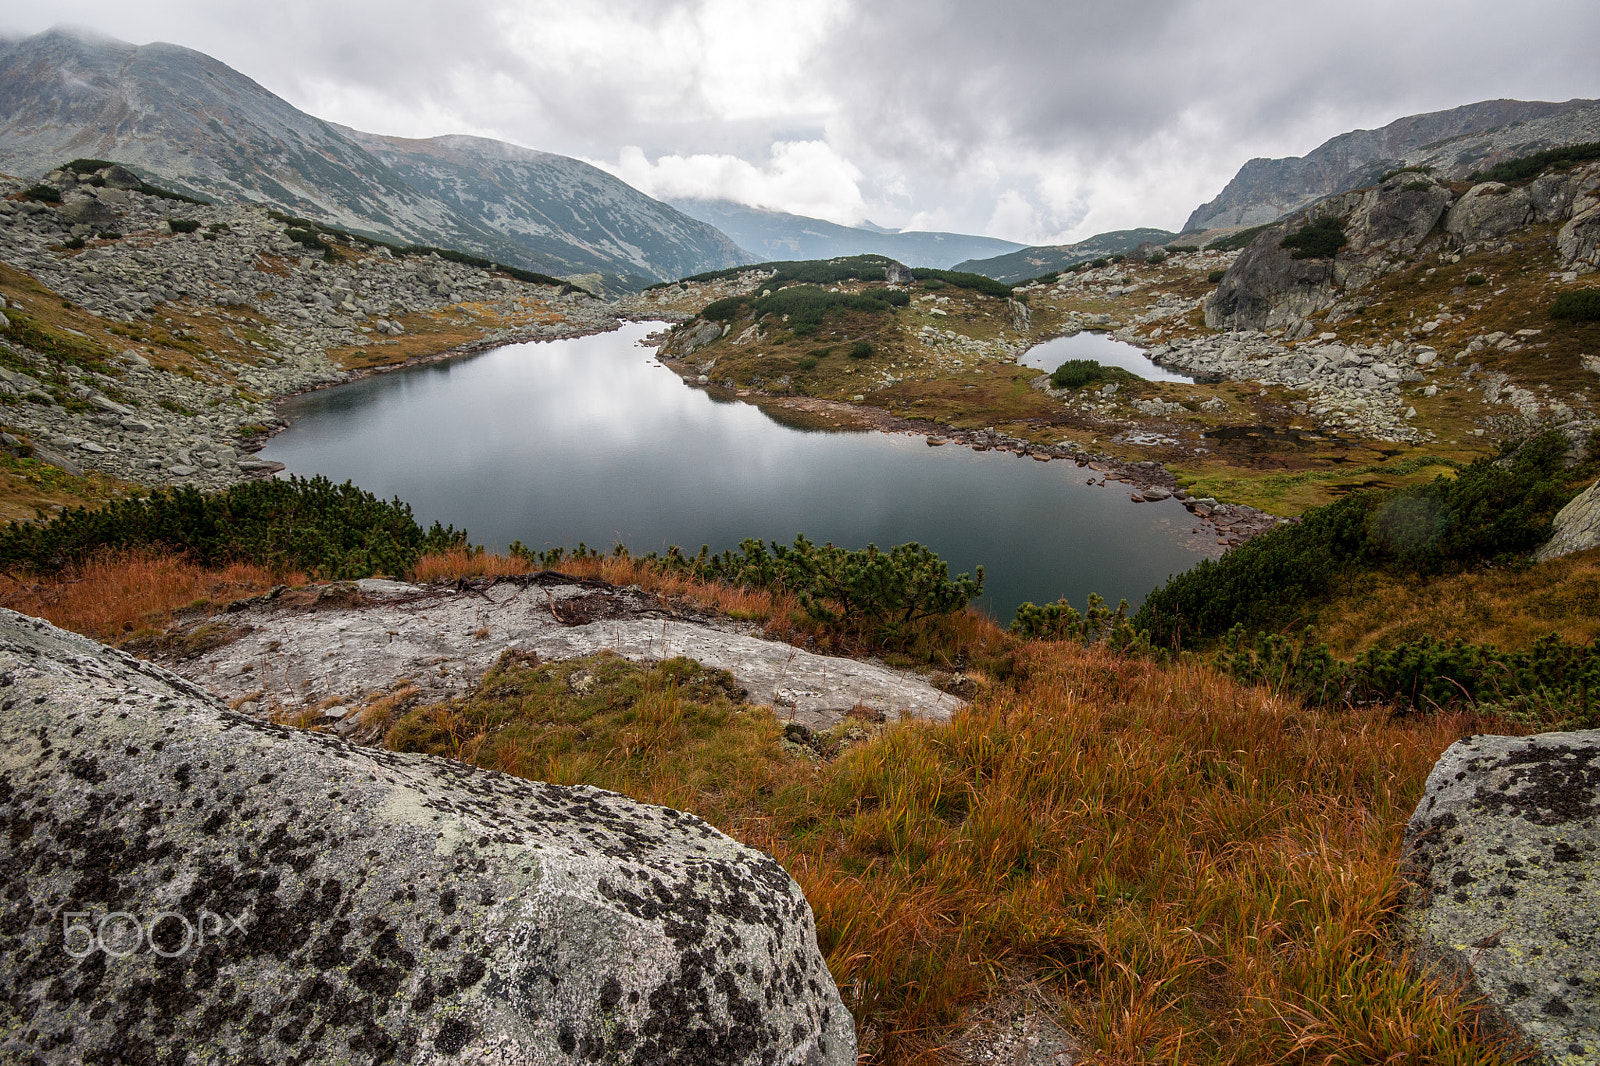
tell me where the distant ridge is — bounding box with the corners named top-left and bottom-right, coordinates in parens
top-left (0, 28), bottom-right (751, 289)
top-left (1186, 97), bottom-right (1600, 232)
top-left (952, 228), bottom-right (1177, 283)
top-left (667, 197), bottom-right (1025, 270)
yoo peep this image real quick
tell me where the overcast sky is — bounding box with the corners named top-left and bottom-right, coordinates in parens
top-left (5, 1), bottom-right (1599, 244)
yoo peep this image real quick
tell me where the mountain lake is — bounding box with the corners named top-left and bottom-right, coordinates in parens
top-left (1017, 330), bottom-right (1196, 382)
top-left (261, 321), bottom-right (1218, 621)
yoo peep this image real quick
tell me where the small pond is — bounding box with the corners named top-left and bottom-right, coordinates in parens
top-left (261, 322), bottom-right (1215, 621)
top-left (1019, 330), bottom-right (1195, 383)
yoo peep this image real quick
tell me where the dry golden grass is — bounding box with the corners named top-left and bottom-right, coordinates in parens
top-left (9, 549), bottom-right (1526, 1062)
top-left (388, 636), bottom-right (1521, 1065)
top-left (408, 546), bottom-right (539, 582)
top-left (1312, 548), bottom-right (1600, 657)
top-left (0, 549), bottom-right (304, 642)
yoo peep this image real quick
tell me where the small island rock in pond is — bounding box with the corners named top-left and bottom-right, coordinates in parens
top-left (1399, 730), bottom-right (1600, 1065)
top-left (0, 609), bottom-right (855, 1065)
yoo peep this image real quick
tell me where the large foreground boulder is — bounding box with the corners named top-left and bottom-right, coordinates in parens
top-left (1399, 730), bottom-right (1600, 1065)
top-left (0, 609), bottom-right (855, 1065)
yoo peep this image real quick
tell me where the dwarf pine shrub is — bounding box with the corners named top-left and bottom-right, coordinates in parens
top-left (1135, 431), bottom-right (1585, 647)
top-left (0, 476), bottom-right (465, 578)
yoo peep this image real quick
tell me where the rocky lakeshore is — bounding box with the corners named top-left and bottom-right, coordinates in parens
top-left (0, 165), bottom-right (620, 495)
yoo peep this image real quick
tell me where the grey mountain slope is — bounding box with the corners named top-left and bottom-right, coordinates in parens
top-left (1187, 97), bottom-right (1600, 231)
top-left (668, 197), bottom-right (1024, 269)
top-left (0, 30), bottom-right (462, 238)
top-left (952, 228), bottom-right (1177, 283)
top-left (0, 29), bottom-right (748, 286)
top-left (348, 132), bottom-right (752, 284)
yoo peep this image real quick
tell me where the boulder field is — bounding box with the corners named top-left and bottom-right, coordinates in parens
top-left (0, 609), bottom-right (856, 1064)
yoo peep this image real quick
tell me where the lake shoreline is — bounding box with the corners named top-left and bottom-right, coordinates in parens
top-left (655, 350), bottom-right (1285, 550)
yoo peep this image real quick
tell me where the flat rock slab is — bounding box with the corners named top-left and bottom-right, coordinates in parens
top-left (167, 576), bottom-right (965, 730)
top-left (1400, 730), bottom-right (1600, 1064)
top-left (0, 608), bottom-right (856, 1064)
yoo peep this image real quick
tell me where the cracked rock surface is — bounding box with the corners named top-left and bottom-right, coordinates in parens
top-left (162, 575), bottom-right (966, 731)
top-left (0, 608), bottom-right (856, 1065)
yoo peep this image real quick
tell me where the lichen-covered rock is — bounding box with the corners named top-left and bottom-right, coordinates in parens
top-left (1535, 479), bottom-right (1600, 562)
top-left (1558, 200), bottom-right (1600, 273)
top-left (0, 609), bottom-right (855, 1065)
top-left (1528, 162), bottom-right (1600, 224)
top-left (1399, 731), bottom-right (1600, 1065)
top-left (1446, 182), bottom-right (1535, 244)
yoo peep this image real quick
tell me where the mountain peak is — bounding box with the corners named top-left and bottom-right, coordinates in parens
top-left (1186, 96), bottom-right (1600, 231)
top-left (0, 28), bottom-right (751, 288)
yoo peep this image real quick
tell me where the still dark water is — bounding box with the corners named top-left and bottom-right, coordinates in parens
top-left (262, 322), bottom-right (1214, 621)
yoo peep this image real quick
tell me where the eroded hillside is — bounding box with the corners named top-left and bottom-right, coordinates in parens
top-left (0, 162), bottom-right (617, 519)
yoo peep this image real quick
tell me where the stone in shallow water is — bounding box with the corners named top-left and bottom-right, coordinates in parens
top-left (0, 609), bottom-right (854, 1065)
top-left (1400, 730), bottom-right (1600, 1065)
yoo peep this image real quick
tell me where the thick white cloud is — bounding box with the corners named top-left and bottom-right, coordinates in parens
top-left (603, 141), bottom-right (867, 222)
top-left (4, 0), bottom-right (1598, 243)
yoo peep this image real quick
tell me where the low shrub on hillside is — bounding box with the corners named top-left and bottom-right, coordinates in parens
top-left (1048, 358), bottom-right (1113, 389)
top-left (848, 341), bottom-right (873, 359)
top-left (283, 226), bottom-right (330, 253)
top-left (1379, 164), bottom-right (1434, 182)
top-left (1469, 141), bottom-right (1600, 185)
top-left (1010, 592), bottom-right (1146, 651)
top-left (1206, 224), bottom-right (1271, 253)
top-left (167, 219), bottom-right (202, 234)
top-left (1134, 431), bottom-right (1588, 647)
top-left (1280, 216), bottom-right (1347, 260)
top-left (699, 296), bottom-right (748, 321)
top-left (0, 475), bottom-right (464, 579)
top-left (1217, 625), bottom-right (1600, 726)
top-left (909, 268), bottom-right (1012, 298)
top-left (1551, 288), bottom-right (1600, 322)
top-left (22, 185), bottom-right (61, 203)
top-left (680, 255), bottom-right (897, 289)
top-left (753, 285), bottom-right (908, 331)
top-left (657, 535), bottom-right (983, 643)
top-left (1207, 269), bottom-right (1228, 283)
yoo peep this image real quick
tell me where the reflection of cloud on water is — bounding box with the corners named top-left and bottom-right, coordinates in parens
top-left (261, 322), bottom-right (1215, 617)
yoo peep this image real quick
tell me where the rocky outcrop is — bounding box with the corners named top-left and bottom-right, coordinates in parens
top-left (1205, 159), bottom-right (1600, 338)
top-left (1446, 182), bottom-right (1535, 243)
top-left (1399, 730), bottom-right (1600, 1065)
top-left (0, 608), bottom-right (856, 1064)
top-left (1557, 169), bottom-right (1600, 273)
top-left (1204, 174), bottom-right (1452, 334)
top-left (159, 576), bottom-right (967, 732)
top-left (1535, 480), bottom-right (1600, 561)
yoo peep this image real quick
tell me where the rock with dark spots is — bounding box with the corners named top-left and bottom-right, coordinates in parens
top-left (1535, 479), bottom-right (1600, 562)
top-left (1399, 730), bottom-right (1600, 1065)
top-left (0, 609), bottom-right (855, 1065)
